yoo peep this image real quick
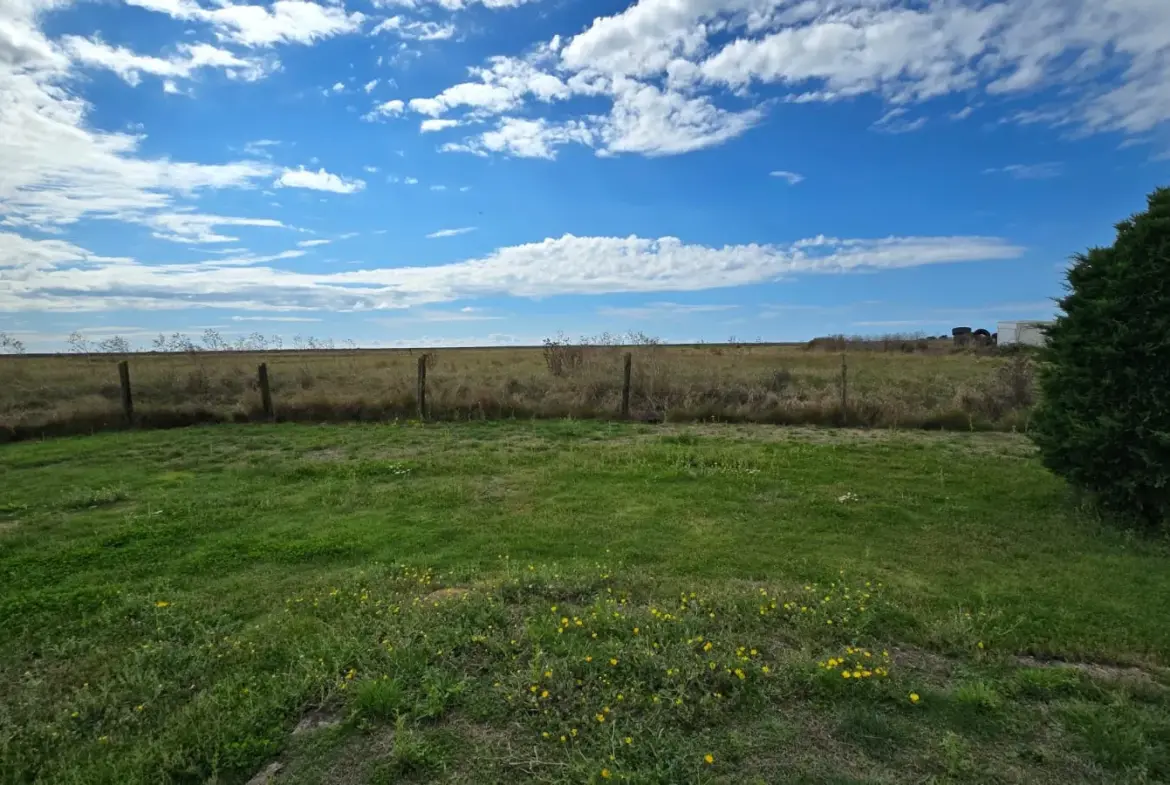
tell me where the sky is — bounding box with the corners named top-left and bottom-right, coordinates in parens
top-left (1, 0), bottom-right (1169, 351)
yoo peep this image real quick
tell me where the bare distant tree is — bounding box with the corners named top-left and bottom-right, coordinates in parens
top-left (202, 329), bottom-right (228, 351)
top-left (0, 332), bottom-right (26, 354)
top-left (270, 334), bottom-right (283, 351)
top-left (152, 333), bottom-right (168, 352)
top-left (67, 331), bottom-right (90, 354)
top-left (96, 336), bottom-right (131, 354)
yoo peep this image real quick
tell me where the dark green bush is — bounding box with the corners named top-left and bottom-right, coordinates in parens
top-left (1030, 187), bottom-right (1170, 528)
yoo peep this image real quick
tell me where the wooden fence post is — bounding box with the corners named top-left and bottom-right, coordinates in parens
top-left (117, 360), bottom-right (134, 424)
top-left (257, 363), bottom-right (273, 419)
top-left (417, 355), bottom-right (427, 421)
top-left (621, 352), bottom-right (632, 419)
top-left (840, 353), bottom-right (848, 426)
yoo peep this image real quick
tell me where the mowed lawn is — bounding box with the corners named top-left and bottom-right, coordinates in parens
top-left (1, 421), bottom-right (1168, 784)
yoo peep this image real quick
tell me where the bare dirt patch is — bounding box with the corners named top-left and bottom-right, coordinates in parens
top-left (1016, 655), bottom-right (1168, 688)
top-left (293, 707), bottom-right (343, 735)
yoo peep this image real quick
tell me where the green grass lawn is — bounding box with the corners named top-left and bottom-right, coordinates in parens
top-left (1, 421), bottom-right (1168, 784)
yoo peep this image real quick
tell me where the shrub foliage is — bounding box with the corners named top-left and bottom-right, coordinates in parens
top-left (1031, 187), bottom-right (1170, 527)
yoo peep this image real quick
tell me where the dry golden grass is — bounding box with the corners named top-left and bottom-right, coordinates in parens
top-left (0, 342), bottom-right (1037, 441)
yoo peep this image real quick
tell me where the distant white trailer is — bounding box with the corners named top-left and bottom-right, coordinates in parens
top-left (997, 320), bottom-right (1052, 347)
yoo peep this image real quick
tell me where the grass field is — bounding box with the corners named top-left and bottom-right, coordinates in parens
top-left (0, 341), bottom-right (1035, 441)
top-left (2, 421), bottom-right (1168, 784)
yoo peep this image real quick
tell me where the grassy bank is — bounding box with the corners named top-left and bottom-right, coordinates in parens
top-left (1, 422), bottom-right (1167, 783)
top-left (0, 343), bottom-right (1036, 441)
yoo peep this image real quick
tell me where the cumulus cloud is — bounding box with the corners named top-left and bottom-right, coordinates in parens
top-left (442, 117), bottom-right (595, 159)
top-left (1, 229), bottom-right (1024, 313)
top-left (363, 98), bottom-right (405, 121)
top-left (424, 0), bottom-right (1170, 159)
top-left (420, 118), bottom-right (459, 132)
top-left (275, 167), bottom-right (366, 193)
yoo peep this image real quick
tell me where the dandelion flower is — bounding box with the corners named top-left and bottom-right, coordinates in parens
top-left (909, 692), bottom-right (921, 704)
top-left (704, 754), bottom-right (715, 764)
top-left (624, 736), bottom-right (633, 745)
top-left (609, 658), bottom-right (618, 666)
top-left (154, 601), bottom-right (169, 608)
top-left (596, 714), bottom-right (605, 722)
top-left (601, 768), bottom-right (611, 779)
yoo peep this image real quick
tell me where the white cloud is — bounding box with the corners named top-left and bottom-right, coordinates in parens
top-left (148, 212), bottom-right (287, 243)
top-left (408, 56), bottom-right (570, 118)
top-left (770, 170), bottom-right (803, 185)
top-left (63, 37), bottom-right (272, 85)
top-left (275, 167), bottom-right (366, 193)
top-left (297, 238), bottom-right (332, 247)
top-left (983, 162), bottom-right (1064, 179)
top-left (330, 81), bottom-right (345, 92)
top-left (230, 315), bottom-right (323, 322)
top-left (362, 165), bottom-right (379, 173)
top-left (363, 78), bottom-right (378, 93)
top-left (363, 98), bottom-right (405, 121)
top-left (0, 13), bottom-right (276, 231)
top-left (370, 309), bottom-right (504, 323)
top-left (598, 302), bottom-right (739, 319)
top-left (421, 0), bottom-right (1170, 159)
top-left (443, 117), bottom-right (595, 159)
top-left (429, 185), bottom-right (447, 191)
top-left (403, 176), bottom-right (419, 185)
top-left (426, 226), bottom-right (476, 238)
top-left (597, 76), bottom-right (762, 156)
top-left (372, 16), bottom-right (455, 41)
top-left (125, 0), bottom-right (366, 48)
top-left (1, 229), bottom-right (1024, 313)
top-left (420, 118), bottom-right (459, 132)
top-left (374, 0), bottom-right (536, 10)
top-left (872, 108), bottom-right (928, 134)
top-left (243, 139), bottom-right (281, 157)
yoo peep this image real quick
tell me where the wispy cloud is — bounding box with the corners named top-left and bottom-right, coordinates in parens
top-left (297, 238), bottom-right (331, 248)
top-left (982, 163), bottom-right (1064, 180)
top-left (425, 226), bottom-right (477, 239)
top-left (370, 309), bottom-right (504, 324)
top-left (230, 315), bottom-right (323, 322)
top-left (769, 170), bottom-right (804, 185)
top-left (597, 302), bottom-right (739, 319)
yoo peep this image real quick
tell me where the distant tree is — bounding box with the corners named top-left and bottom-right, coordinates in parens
top-left (66, 331), bottom-right (89, 354)
top-left (202, 329), bottom-right (228, 351)
top-left (97, 336), bottom-right (131, 354)
top-left (0, 332), bottom-right (26, 354)
top-left (1030, 186), bottom-right (1170, 529)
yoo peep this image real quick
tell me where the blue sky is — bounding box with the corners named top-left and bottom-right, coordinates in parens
top-left (2, 0), bottom-right (1168, 351)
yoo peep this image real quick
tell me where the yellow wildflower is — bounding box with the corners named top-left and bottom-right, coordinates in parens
top-left (909, 692), bottom-right (920, 704)
top-left (704, 754), bottom-right (714, 764)
top-left (601, 769), bottom-right (612, 779)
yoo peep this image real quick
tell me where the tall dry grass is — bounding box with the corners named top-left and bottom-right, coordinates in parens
top-left (0, 340), bottom-right (1038, 442)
